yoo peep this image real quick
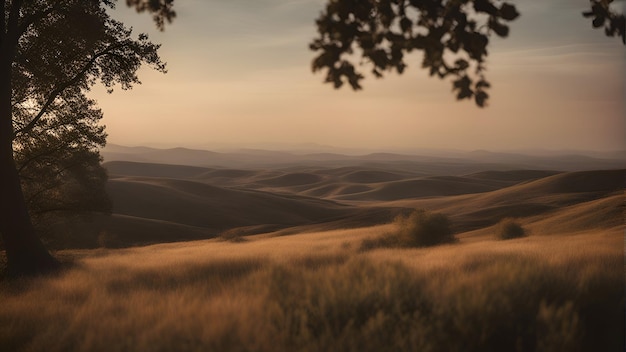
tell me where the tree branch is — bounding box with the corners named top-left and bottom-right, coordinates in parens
top-left (13, 42), bottom-right (129, 137)
top-left (17, 141), bottom-right (68, 174)
top-left (16, 5), bottom-right (59, 40)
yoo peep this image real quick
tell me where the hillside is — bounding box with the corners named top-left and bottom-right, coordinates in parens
top-left (106, 177), bottom-right (354, 229)
top-left (4, 154), bottom-right (624, 352)
top-left (89, 159), bottom-right (626, 248)
top-left (381, 169), bottom-right (625, 232)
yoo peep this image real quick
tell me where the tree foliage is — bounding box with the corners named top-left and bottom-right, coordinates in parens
top-left (310, 0), bottom-right (520, 107)
top-left (311, 0), bottom-right (624, 107)
top-left (583, 0), bottom-right (625, 44)
top-left (13, 95), bottom-right (110, 247)
top-left (11, 1), bottom-right (166, 116)
top-left (125, 0), bottom-right (176, 30)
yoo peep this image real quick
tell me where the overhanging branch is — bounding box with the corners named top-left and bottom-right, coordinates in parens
top-left (13, 42), bottom-right (128, 138)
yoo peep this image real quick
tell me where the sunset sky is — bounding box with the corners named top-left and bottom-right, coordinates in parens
top-left (90, 0), bottom-right (625, 152)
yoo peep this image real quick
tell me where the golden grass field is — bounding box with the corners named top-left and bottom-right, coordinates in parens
top-left (0, 224), bottom-right (622, 351)
top-left (2, 158), bottom-right (624, 351)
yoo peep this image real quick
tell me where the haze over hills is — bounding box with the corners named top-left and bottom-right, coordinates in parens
top-left (88, 145), bottom-right (626, 248)
top-left (102, 144), bottom-right (626, 171)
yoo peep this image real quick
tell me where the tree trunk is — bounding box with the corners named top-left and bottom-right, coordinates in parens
top-left (0, 58), bottom-right (59, 277)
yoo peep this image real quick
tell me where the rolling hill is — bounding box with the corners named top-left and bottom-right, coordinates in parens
top-left (92, 157), bottom-right (626, 248)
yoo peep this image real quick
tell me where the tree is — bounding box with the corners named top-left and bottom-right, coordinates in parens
top-left (14, 92), bottom-right (111, 248)
top-left (311, 0), bottom-right (625, 107)
top-left (0, 0), bottom-right (169, 277)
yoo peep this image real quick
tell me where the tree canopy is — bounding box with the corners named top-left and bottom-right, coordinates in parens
top-left (13, 93), bottom-right (110, 248)
top-left (310, 0), bottom-right (625, 107)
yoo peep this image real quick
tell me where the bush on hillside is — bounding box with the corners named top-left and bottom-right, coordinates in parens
top-left (495, 218), bottom-right (526, 240)
top-left (361, 209), bottom-right (454, 250)
top-left (397, 209), bottom-right (455, 246)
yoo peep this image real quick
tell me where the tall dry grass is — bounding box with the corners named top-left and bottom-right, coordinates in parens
top-left (0, 228), bottom-right (622, 351)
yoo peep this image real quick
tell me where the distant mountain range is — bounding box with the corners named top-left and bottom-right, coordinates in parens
top-left (102, 144), bottom-right (626, 172)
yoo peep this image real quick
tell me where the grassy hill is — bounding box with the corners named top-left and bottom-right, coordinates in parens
top-left (93, 161), bottom-right (624, 247)
top-left (0, 226), bottom-right (621, 351)
top-left (1, 155), bottom-right (623, 351)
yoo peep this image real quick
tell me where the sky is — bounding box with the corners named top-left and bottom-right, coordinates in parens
top-left (89, 0), bottom-right (625, 153)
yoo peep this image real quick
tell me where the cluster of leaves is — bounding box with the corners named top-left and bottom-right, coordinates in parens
top-left (125, 0), bottom-right (176, 30)
top-left (583, 0), bottom-right (625, 44)
top-left (9, 0), bottom-right (166, 242)
top-left (310, 0), bottom-right (520, 107)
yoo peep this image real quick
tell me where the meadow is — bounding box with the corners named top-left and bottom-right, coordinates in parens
top-left (0, 225), bottom-right (622, 351)
top-left (2, 152), bottom-right (624, 351)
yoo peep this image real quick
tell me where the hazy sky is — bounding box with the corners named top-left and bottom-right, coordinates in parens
top-left (89, 0), bottom-right (625, 152)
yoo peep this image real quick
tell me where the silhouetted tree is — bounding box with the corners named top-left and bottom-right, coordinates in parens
top-left (311, 0), bottom-right (624, 107)
top-left (0, 0), bottom-right (169, 277)
top-left (14, 93), bottom-right (111, 247)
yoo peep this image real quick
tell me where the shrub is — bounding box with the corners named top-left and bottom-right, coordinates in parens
top-left (396, 209), bottom-right (454, 246)
top-left (495, 218), bottom-right (526, 240)
top-left (361, 209), bottom-right (454, 250)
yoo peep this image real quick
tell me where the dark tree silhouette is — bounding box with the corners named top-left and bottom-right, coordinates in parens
top-left (14, 92), bottom-right (111, 248)
top-left (583, 0), bottom-right (625, 44)
top-left (310, 0), bottom-right (520, 107)
top-left (0, 0), bottom-right (168, 277)
top-left (311, 0), bottom-right (624, 107)
top-left (126, 0), bottom-right (176, 30)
